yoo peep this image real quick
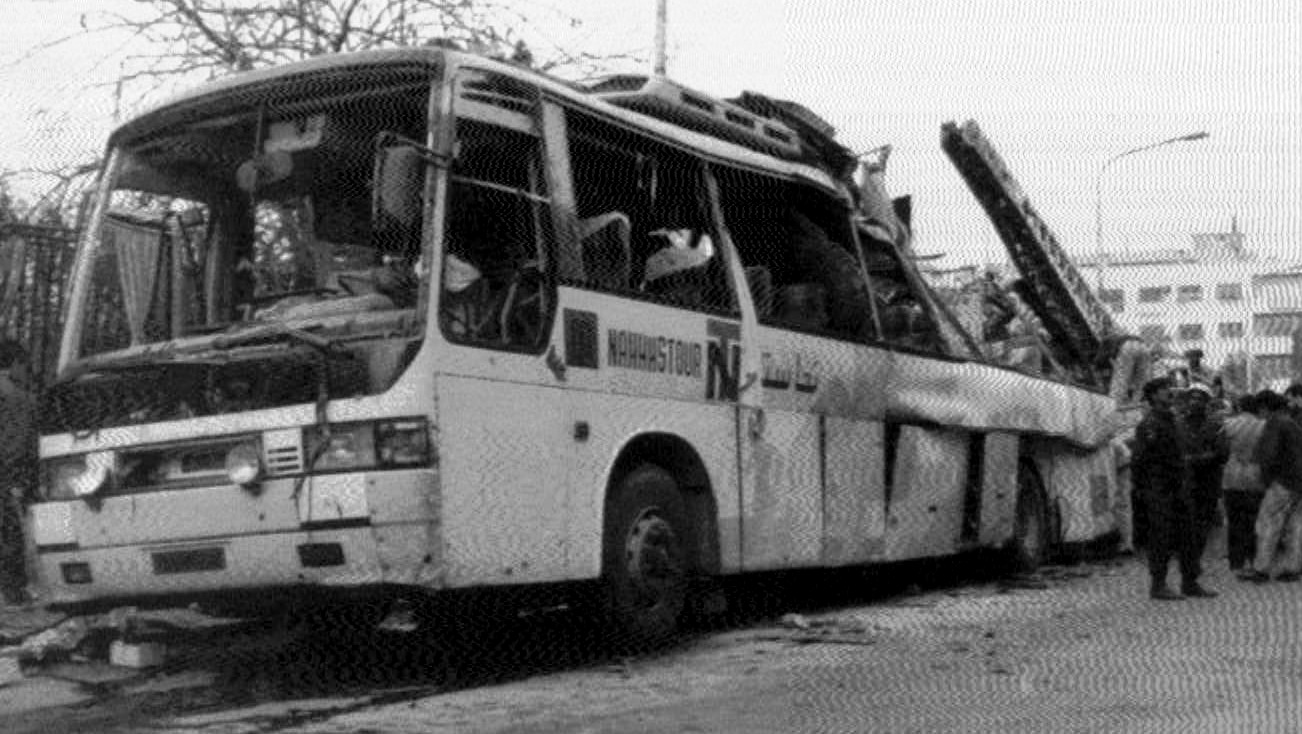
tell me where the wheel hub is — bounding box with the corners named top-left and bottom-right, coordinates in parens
top-left (624, 512), bottom-right (683, 608)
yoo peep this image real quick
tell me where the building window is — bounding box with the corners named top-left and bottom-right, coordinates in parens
top-left (1138, 324), bottom-right (1166, 342)
top-left (1138, 286), bottom-right (1171, 304)
top-left (1253, 313), bottom-right (1302, 337)
top-left (1218, 321), bottom-right (1245, 339)
top-left (1177, 285), bottom-right (1203, 303)
top-left (1216, 282), bottom-right (1243, 301)
top-left (1178, 323), bottom-right (1204, 341)
top-left (1098, 288), bottom-right (1124, 313)
top-left (1258, 355), bottom-right (1291, 384)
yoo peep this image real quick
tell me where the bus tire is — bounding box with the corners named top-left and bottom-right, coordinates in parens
top-left (603, 464), bottom-right (689, 646)
top-left (1009, 462), bottom-right (1050, 573)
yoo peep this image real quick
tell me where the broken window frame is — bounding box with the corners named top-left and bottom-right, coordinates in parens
top-left (713, 164), bottom-right (878, 342)
top-left (65, 73), bottom-right (439, 367)
top-left (436, 79), bottom-right (557, 352)
top-left (560, 108), bottom-right (738, 315)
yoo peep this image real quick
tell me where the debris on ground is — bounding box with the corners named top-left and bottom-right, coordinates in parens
top-left (1036, 566), bottom-right (1096, 581)
top-left (0, 655), bottom-right (21, 686)
top-left (109, 640), bottom-right (166, 669)
top-left (763, 614), bottom-right (879, 647)
top-left (778, 614), bottom-right (812, 631)
top-left (7, 617), bottom-right (90, 664)
top-left (999, 575), bottom-right (1050, 590)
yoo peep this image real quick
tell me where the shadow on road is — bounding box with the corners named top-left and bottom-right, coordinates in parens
top-left (24, 550), bottom-right (1097, 731)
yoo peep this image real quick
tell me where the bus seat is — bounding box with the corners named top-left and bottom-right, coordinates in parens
top-left (776, 283), bottom-right (828, 330)
top-left (745, 266), bottom-right (773, 318)
top-left (578, 212), bottom-right (631, 289)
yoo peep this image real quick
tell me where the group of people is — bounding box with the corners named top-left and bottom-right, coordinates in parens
top-left (1132, 377), bottom-right (1302, 600)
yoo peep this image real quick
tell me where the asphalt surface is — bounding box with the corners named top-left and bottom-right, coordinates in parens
top-left (2, 541), bottom-right (1301, 733)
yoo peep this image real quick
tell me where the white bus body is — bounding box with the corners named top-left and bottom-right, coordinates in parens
top-left (29, 49), bottom-right (1122, 638)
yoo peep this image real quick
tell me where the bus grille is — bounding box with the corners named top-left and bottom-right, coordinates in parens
top-left (262, 429), bottom-right (304, 476)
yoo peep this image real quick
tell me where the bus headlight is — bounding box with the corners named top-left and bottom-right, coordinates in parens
top-left (303, 419), bottom-right (430, 472)
top-left (377, 419), bottom-right (430, 467)
top-left (44, 451), bottom-right (114, 500)
top-left (306, 423), bottom-right (376, 471)
top-left (224, 442), bottom-right (263, 487)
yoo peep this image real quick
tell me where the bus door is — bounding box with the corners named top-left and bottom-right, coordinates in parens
top-left (432, 70), bottom-right (579, 587)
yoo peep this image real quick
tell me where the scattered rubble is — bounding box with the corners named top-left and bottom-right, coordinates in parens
top-left (761, 614), bottom-right (880, 647)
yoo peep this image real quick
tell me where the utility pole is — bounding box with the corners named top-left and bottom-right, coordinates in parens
top-left (653, 0), bottom-right (668, 75)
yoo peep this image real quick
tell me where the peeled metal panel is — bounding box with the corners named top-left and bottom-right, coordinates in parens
top-left (978, 432), bottom-right (1019, 546)
top-left (1050, 445), bottom-right (1117, 543)
top-left (885, 353), bottom-right (1122, 449)
top-left (885, 426), bottom-right (967, 561)
top-left (823, 418), bottom-right (886, 565)
top-left (740, 407), bottom-right (822, 570)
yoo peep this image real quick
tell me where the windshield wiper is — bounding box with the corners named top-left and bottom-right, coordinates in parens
top-left (56, 344), bottom-right (183, 384)
top-left (211, 322), bottom-right (340, 355)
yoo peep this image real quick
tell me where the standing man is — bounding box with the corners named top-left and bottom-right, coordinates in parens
top-left (1284, 382), bottom-right (1302, 425)
top-left (1221, 393), bottom-right (1266, 571)
top-left (0, 339), bottom-right (36, 605)
top-left (1243, 390), bottom-right (1302, 582)
top-left (1180, 382), bottom-right (1228, 567)
top-left (1132, 377), bottom-right (1216, 600)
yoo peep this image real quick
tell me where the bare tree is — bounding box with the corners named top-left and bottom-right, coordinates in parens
top-left (85, 0), bottom-right (640, 106)
top-left (14, 0), bottom-right (639, 220)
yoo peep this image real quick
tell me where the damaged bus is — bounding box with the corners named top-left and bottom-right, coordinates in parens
top-left (30, 48), bottom-right (1123, 641)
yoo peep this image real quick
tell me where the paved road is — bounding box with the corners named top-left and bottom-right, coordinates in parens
top-left (3, 550), bottom-right (1301, 733)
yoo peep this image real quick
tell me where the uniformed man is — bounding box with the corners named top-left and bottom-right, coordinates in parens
top-left (1180, 382), bottom-right (1229, 569)
top-left (1132, 376), bottom-right (1217, 600)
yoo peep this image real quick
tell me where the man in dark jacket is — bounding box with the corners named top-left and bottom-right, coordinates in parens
top-left (1133, 377), bottom-right (1216, 600)
top-left (1179, 382), bottom-right (1228, 570)
top-left (1243, 390), bottom-right (1302, 582)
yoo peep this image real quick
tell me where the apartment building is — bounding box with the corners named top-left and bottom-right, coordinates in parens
top-left (1082, 220), bottom-right (1302, 390)
top-left (923, 220), bottom-right (1302, 391)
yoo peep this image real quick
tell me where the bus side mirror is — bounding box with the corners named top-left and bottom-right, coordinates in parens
top-left (373, 145), bottom-right (425, 254)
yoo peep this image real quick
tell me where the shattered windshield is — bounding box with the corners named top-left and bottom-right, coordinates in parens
top-left (76, 76), bottom-right (432, 360)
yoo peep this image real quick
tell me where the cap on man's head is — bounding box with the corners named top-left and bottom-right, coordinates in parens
top-left (1188, 382), bottom-right (1214, 399)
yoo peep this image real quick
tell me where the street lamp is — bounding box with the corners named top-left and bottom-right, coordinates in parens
top-left (1094, 131), bottom-right (1210, 290)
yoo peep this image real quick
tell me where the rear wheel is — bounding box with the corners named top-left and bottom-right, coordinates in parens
top-left (603, 465), bottom-right (689, 646)
top-left (1009, 462), bottom-right (1051, 572)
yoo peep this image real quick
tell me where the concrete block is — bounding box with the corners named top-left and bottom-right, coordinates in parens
top-left (0, 655), bottom-right (22, 686)
top-left (109, 640), bottom-right (165, 669)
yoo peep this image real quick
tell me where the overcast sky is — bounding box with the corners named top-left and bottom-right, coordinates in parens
top-left (2, 0), bottom-right (1299, 267)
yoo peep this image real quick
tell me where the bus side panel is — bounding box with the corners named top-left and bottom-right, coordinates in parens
top-left (884, 426), bottom-right (968, 561)
top-left (437, 374), bottom-right (575, 586)
top-left (1048, 444), bottom-right (1118, 543)
top-left (823, 417), bottom-right (887, 565)
top-left (978, 432), bottom-right (1019, 547)
top-left (739, 406), bottom-right (823, 571)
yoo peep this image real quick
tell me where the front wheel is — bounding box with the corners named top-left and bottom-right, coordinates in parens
top-left (603, 465), bottom-right (689, 646)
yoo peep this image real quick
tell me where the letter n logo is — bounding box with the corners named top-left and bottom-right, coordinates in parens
top-left (706, 320), bottom-right (741, 402)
